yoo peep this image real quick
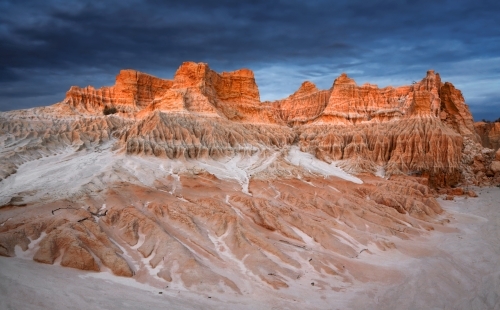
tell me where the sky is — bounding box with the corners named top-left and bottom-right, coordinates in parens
top-left (1, 0), bottom-right (499, 120)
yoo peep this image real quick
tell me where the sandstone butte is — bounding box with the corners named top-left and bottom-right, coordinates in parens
top-left (0, 62), bottom-right (499, 297)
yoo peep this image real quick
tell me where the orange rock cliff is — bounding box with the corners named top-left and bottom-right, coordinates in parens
top-left (1, 62), bottom-right (496, 188)
top-left (65, 64), bottom-right (474, 127)
top-left (60, 62), bottom-right (489, 187)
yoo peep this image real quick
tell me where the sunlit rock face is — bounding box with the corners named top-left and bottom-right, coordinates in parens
top-left (66, 70), bottom-right (174, 113)
top-left (58, 63), bottom-right (476, 186)
top-left (269, 81), bottom-right (331, 125)
top-left (0, 62), bottom-right (490, 294)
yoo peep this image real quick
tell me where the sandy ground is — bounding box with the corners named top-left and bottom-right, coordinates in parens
top-left (1, 187), bottom-right (499, 310)
top-left (349, 187), bottom-right (500, 310)
top-left (0, 145), bottom-right (363, 206)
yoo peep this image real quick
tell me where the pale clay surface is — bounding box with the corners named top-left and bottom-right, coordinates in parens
top-left (1, 189), bottom-right (498, 309)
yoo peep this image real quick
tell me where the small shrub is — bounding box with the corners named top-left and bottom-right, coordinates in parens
top-left (481, 117), bottom-right (500, 123)
top-left (103, 106), bottom-right (118, 115)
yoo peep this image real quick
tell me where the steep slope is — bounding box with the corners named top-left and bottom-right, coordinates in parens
top-left (475, 121), bottom-right (500, 151)
top-left (440, 82), bottom-right (480, 142)
top-left (66, 70), bottom-right (174, 113)
top-left (473, 121), bottom-right (500, 183)
top-left (269, 81), bottom-right (331, 125)
top-left (120, 112), bottom-right (295, 159)
top-left (299, 117), bottom-right (462, 187)
top-left (315, 70), bottom-right (440, 124)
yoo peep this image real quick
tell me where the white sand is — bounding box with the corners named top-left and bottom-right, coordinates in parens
top-left (0, 145), bottom-right (116, 206)
top-left (1, 187), bottom-right (499, 309)
top-left (286, 146), bottom-right (363, 184)
top-left (0, 146), bottom-right (362, 204)
top-left (350, 187), bottom-right (500, 310)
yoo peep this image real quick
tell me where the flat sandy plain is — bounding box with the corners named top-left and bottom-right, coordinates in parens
top-left (1, 187), bottom-right (499, 310)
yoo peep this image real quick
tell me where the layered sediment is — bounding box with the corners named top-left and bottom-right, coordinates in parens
top-left (0, 61), bottom-right (494, 294)
top-left (52, 63), bottom-right (478, 186)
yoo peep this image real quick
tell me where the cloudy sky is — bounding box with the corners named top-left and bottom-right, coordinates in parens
top-left (1, 0), bottom-right (499, 120)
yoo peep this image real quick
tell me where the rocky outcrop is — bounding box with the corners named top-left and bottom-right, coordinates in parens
top-left (63, 63), bottom-right (478, 135)
top-left (270, 81), bottom-right (331, 125)
top-left (475, 121), bottom-right (500, 151)
top-left (143, 62), bottom-right (262, 117)
top-left (299, 117), bottom-right (462, 187)
top-left (120, 112), bottom-right (295, 158)
top-left (318, 74), bottom-right (410, 124)
top-left (439, 82), bottom-right (480, 143)
top-left (490, 148), bottom-right (500, 174)
top-left (470, 121), bottom-right (500, 184)
top-left (316, 70), bottom-right (441, 124)
top-left (66, 70), bottom-right (173, 113)
top-left (3, 62), bottom-right (484, 188)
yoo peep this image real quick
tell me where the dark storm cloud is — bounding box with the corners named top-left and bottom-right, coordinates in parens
top-left (1, 0), bottom-right (499, 119)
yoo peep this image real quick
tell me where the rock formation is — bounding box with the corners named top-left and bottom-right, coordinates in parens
top-left (491, 148), bottom-right (500, 173)
top-left (475, 121), bottom-right (500, 151)
top-left (0, 61), bottom-right (494, 296)
top-left (439, 82), bottom-right (480, 142)
top-left (66, 70), bottom-right (173, 113)
top-left (269, 81), bottom-right (331, 125)
top-left (57, 63), bottom-right (482, 187)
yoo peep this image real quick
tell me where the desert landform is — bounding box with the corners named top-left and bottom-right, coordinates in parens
top-left (1, 62), bottom-right (499, 309)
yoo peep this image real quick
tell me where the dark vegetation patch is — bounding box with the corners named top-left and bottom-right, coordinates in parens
top-left (103, 106), bottom-right (118, 115)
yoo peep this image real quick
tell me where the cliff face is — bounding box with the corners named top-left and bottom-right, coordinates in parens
top-left (316, 70), bottom-right (441, 124)
top-left (472, 121), bottom-right (500, 184)
top-left (64, 62), bottom-right (477, 131)
top-left (299, 118), bottom-right (463, 187)
top-left (66, 70), bottom-right (173, 113)
top-left (440, 82), bottom-right (480, 142)
top-left (475, 121), bottom-right (500, 151)
top-left (270, 81), bottom-right (331, 125)
top-left (12, 62), bottom-right (483, 188)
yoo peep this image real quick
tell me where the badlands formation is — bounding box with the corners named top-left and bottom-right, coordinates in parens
top-left (1, 62), bottom-right (499, 309)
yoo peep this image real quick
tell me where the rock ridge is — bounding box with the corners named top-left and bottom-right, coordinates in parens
top-left (2, 61), bottom-right (487, 188)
